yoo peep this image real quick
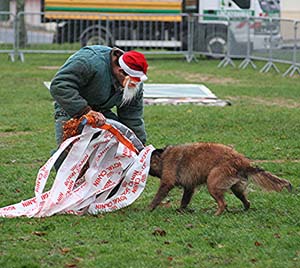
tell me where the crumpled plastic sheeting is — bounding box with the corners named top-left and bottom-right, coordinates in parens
top-left (0, 122), bottom-right (154, 218)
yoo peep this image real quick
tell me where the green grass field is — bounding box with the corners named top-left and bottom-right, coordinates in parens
top-left (0, 53), bottom-right (300, 268)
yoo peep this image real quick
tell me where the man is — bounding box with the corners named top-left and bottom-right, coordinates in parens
top-left (50, 45), bottom-right (148, 147)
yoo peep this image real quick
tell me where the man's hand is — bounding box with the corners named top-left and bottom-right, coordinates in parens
top-left (86, 110), bottom-right (106, 126)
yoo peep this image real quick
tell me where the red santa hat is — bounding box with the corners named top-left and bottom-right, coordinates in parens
top-left (118, 51), bottom-right (148, 82)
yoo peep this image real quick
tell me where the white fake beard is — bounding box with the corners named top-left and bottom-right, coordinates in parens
top-left (120, 78), bottom-right (140, 106)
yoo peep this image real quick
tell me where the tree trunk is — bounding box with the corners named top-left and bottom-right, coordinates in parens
top-left (0, 0), bottom-right (10, 21)
top-left (16, 0), bottom-right (27, 48)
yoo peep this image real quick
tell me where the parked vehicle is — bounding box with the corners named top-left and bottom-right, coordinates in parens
top-left (41, 0), bottom-right (281, 54)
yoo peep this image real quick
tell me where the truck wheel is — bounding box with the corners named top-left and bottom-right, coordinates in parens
top-left (206, 32), bottom-right (227, 57)
top-left (80, 27), bottom-right (113, 47)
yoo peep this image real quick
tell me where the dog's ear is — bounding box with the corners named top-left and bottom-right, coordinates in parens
top-left (153, 148), bottom-right (165, 156)
top-left (149, 148), bottom-right (165, 178)
top-left (151, 152), bottom-right (161, 161)
top-left (151, 150), bottom-right (162, 163)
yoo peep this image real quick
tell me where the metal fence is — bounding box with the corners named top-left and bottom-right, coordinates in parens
top-left (0, 11), bottom-right (299, 77)
top-left (0, 11), bottom-right (16, 61)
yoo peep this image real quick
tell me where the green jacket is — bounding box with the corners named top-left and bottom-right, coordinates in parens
top-left (50, 45), bottom-right (146, 144)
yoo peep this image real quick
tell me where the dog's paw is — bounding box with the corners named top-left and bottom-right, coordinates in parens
top-left (148, 205), bottom-right (156, 212)
top-left (244, 201), bottom-right (251, 211)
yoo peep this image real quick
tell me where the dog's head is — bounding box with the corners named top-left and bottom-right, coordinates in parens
top-left (149, 148), bottom-right (165, 178)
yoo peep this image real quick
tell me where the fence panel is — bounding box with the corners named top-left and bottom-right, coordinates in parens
top-left (276, 19), bottom-right (296, 64)
top-left (16, 12), bottom-right (81, 57)
top-left (15, 12), bottom-right (191, 60)
top-left (227, 16), bottom-right (249, 59)
top-left (251, 17), bottom-right (277, 61)
top-left (296, 21), bottom-right (300, 66)
top-left (7, 10), bottom-right (300, 75)
top-left (0, 11), bottom-right (15, 61)
top-left (283, 20), bottom-right (300, 77)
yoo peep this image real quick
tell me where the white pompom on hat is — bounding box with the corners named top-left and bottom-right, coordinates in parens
top-left (118, 51), bottom-right (148, 82)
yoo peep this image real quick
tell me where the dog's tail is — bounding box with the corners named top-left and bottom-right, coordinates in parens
top-left (247, 166), bottom-right (292, 192)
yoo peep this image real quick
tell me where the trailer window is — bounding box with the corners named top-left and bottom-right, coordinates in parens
top-left (259, 0), bottom-right (280, 12)
top-left (232, 0), bottom-right (250, 9)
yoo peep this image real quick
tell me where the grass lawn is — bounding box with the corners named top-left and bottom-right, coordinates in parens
top-left (0, 53), bottom-right (299, 268)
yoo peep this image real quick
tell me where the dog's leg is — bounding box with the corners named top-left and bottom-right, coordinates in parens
top-left (231, 181), bottom-right (250, 211)
top-left (149, 182), bottom-right (174, 211)
top-left (179, 187), bottom-right (195, 210)
top-left (207, 168), bottom-right (238, 216)
top-left (209, 190), bottom-right (227, 216)
top-left (207, 180), bottom-right (227, 216)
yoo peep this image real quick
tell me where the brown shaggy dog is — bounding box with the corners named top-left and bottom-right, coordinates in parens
top-left (149, 143), bottom-right (292, 215)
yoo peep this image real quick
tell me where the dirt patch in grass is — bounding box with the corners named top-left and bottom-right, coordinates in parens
top-left (227, 96), bottom-right (300, 108)
top-left (164, 71), bottom-right (238, 84)
top-left (0, 131), bottom-right (32, 138)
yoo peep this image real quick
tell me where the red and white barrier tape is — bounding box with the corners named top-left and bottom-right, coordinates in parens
top-left (0, 124), bottom-right (154, 217)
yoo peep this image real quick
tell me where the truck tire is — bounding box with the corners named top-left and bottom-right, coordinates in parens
top-left (206, 31), bottom-right (227, 57)
top-left (80, 26), bottom-right (113, 47)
